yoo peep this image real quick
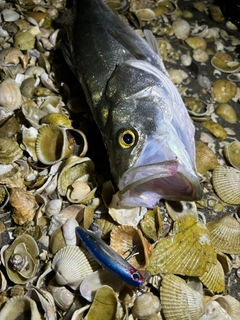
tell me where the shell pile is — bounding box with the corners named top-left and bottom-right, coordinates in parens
top-left (0, 0), bottom-right (240, 319)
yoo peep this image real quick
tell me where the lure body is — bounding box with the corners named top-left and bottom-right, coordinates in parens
top-left (76, 226), bottom-right (145, 287)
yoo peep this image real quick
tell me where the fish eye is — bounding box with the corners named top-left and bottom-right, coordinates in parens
top-left (132, 272), bottom-right (141, 281)
top-left (118, 130), bottom-right (136, 148)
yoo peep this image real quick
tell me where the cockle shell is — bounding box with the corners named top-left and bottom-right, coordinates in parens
top-left (160, 274), bottom-right (206, 320)
top-left (199, 259), bottom-right (225, 293)
top-left (223, 140), bottom-right (240, 169)
top-left (110, 225), bottom-right (152, 269)
top-left (0, 295), bottom-right (42, 320)
top-left (212, 165), bottom-right (240, 205)
top-left (36, 124), bottom-right (75, 164)
top-left (0, 138), bottom-right (23, 164)
top-left (52, 245), bottom-right (99, 289)
top-left (9, 188), bottom-right (38, 225)
top-left (195, 141), bottom-right (218, 174)
top-left (0, 79), bottom-right (22, 111)
top-left (131, 292), bottom-right (161, 319)
top-left (147, 214), bottom-right (216, 276)
top-left (211, 79), bottom-right (237, 103)
top-left (206, 216), bottom-right (240, 254)
top-left (4, 234), bottom-right (39, 284)
top-left (215, 103), bottom-right (238, 123)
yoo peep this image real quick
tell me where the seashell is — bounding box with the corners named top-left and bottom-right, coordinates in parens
top-left (58, 155), bottom-right (95, 196)
top-left (193, 2), bottom-right (206, 12)
top-left (0, 185), bottom-right (9, 210)
top-left (195, 141), bottom-right (218, 174)
top-left (201, 295), bottom-right (240, 319)
top-left (223, 140), bottom-right (240, 169)
top-left (45, 199), bottom-right (63, 217)
top-left (193, 48), bottom-right (209, 63)
top-left (52, 245), bottom-right (99, 289)
top-left (199, 259), bottom-right (225, 293)
top-left (165, 200), bottom-right (198, 221)
top-left (0, 295), bottom-right (42, 320)
top-left (215, 103), bottom-right (238, 123)
top-left (140, 206), bottom-right (164, 241)
top-left (212, 165), bottom-right (240, 205)
top-left (185, 37), bottom-right (207, 50)
top-left (211, 53), bottom-right (240, 73)
top-left (49, 227), bottom-right (67, 254)
top-left (0, 79), bottom-right (22, 111)
top-left (40, 113), bottom-right (72, 128)
top-left (136, 9), bottom-right (156, 22)
top-left (0, 137), bottom-right (23, 164)
top-left (94, 214), bottom-right (116, 238)
top-left (160, 274), bottom-right (206, 320)
top-left (147, 214), bottom-right (217, 276)
top-left (21, 126), bottom-right (38, 161)
top-left (209, 5), bottom-right (225, 23)
top-left (4, 234), bottom-right (39, 284)
top-left (20, 77), bottom-right (36, 99)
top-left (131, 292), bottom-right (161, 319)
top-left (13, 27), bottom-right (41, 50)
top-left (202, 121), bottom-right (227, 140)
top-left (62, 218), bottom-right (79, 246)
top-left (0, 163), bottom-right (25, 189)
top-left (36, 124), bottom-right (75, 165)
top-left (48, 279), bottom-right (74, 311)
top-left (180, 53), bottom-right (192, 66)
top-left (211, 79), bottom-right (237, 103)
top-left (172, 19), bottom-right (190, 40)
top-left (0, 116), bottom-right (20, 138)
top-left (110, 225), bottom-right (152, 269)
top-left (9, 188), bottom-right (38, 225)
top-left (84, 285), bottom-right (118, 320)
top-left (80, 269), bottom-right (124, 302)
top-left (2, 9), bottom-right (20, 22)
top-left (206, 216), bottom-right (240, 254)
top-left (167, 69), bottom-right (183, 84)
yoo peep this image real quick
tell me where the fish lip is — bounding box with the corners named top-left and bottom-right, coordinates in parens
top-left (118, 160), bottom-right (202, 208)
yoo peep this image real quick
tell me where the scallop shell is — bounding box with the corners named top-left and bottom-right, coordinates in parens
top-left (223, 140), bottom-right (240, 170)
top-left (0, 79), bottom-right (22, 111)
top-left (0, 295), bottom-right (42, 320)
top-left (206, 216), bottom-right (240, 254)
top-left (147, 214), bottom-right (217, 276)
top-left (195, 141), bottom-right (218, 174)
top-left (110, 225), bottom-right (152, 269)
top-left (160, 274), bottom-right (206, 320)
top-left (0, 138), bottom-right (23, 164)
top-left (199, 259), bottom-right (225, 293)
top-left (36, 124), bottom-right (75, 164)
top-left (131, 292), bottom-right (161, 319)
top-left (52, 245), bottom-right (99, 289)
top-left (212, 165), bottom-right (240, 205)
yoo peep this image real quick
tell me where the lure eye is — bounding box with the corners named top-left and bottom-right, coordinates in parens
top-left (132, 271), bottom-right (141, 281)
top-left (118, 130), bottom-right (136, 148)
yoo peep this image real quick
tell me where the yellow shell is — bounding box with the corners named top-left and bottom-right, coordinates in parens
top-left (165, 200), bottom-right (197, 221)
top-left (212, 165), bottom-right (240, 204)
top-left (40, 113), bottom-right (72, 128)
top-left (136, 9), bottom-right (156, 21)
top-left (199, 259), bottom-right (225, 293)
top-left (110, 225), bottom-right (152, 269)
top-left (206, 216), bottom-right (240, 254)
top-left (36, 124), bottom-right (75, 165)
top-left (209, 5), bottom-right (225, 23)
top-left (211, 52), bottom-right (240, 73)
top-left (185, 37), bottom-right (207, 50)
top-left (160, 274), bottom-right (206, 320)
top-left (0, 79), bottom-right (22, 111)
top-left (140, 206), bottom-right (164, 241)
top-left (203, 295), bottom-right (240, 319)
top-left (223, 140), bottom-right (240, 170)
top-left (203, 120), bottom-right (227, 140)
top-left (211, 79), bottom-right (237, 103)
top-left (195, 141), bottom-right (218, 174)
top-left (147, 214), bottom-right (216, 276)
top-left (215, 103), bottom-right (238, 123)
top-left (0, 137), bottom-right (23, 164)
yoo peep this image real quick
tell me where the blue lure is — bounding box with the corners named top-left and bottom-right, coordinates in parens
top-left (76, 226), bottom-right (145, 288)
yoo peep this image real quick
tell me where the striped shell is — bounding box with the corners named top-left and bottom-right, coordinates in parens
top-left (147, 214), bottom-right (216, 276)
top-left (160, 274), bottom-right (206, 320)
top-left (212, 165), bottom-right (240, 205)
top-left (206, 216), bottom-right (240, 254)
top-left (52, 246), bottom-right (99, 289)
top-left (199, 259), bottom-right (225, 293)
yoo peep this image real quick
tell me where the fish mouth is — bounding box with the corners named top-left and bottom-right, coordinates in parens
top-left (118, 138), bottom-right (202, 208)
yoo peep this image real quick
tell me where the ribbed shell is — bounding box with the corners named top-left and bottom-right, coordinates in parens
top-left (147, 214), bottom-right (216, 276)
top-left (160, 274), bottom-right (206, 320)
top-left (52, 246), bottom-right (99, 289)
top-left (206, 216), bottom-right (240, 254)
top-left (199, 259), bottom-right (225, 293)
top-left (212, 165), bottom-right (240, 205)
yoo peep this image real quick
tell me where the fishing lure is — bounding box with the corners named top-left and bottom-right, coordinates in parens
top-left (76, 226), bottom-right (145, 288)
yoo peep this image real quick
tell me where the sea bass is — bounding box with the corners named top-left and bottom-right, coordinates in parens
top-left (63, 0), bottom-right (202, 208)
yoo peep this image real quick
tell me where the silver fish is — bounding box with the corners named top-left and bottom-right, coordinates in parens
top-left (63, 0), bottom-right (202, 208)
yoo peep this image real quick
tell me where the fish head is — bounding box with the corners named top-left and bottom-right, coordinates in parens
top-left (103, 60), bottom-right (202, 208)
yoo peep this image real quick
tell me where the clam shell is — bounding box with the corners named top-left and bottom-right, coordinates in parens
top-left (211, 53), bottom-right (240, 73)
top-left (212, 165), bottom-right (240, 205)
top-left (160, 274), bottom-right (206, 320)
top-left (52, 245), bottom-right (99, 289)
top-left (215, 103), bottom-right (238, 124)
top-left (36, 124), bottom-right (75, 165)
top-left (0, 295), bottom-right (42, 320)
top-left (195, 141), bottom-right (218, 174)
top-left (0, 79), bottom-right (22, 111)
top-left (132, 292), bottom-right (161, 319)
top-left (110, 225), bottom-right (152, 269)
top-left (202, 121), bottom-right (227, 140)
top-left (199, 259), bottom-right (225, 293)
top-left (211, 79), bottom-right (237, 103)
top-left (223, 140), bottom-right (240, 170)
top-left (206, 216), bottom-right (240, 254)
top-left (147, 214), bottom-right (216, 276)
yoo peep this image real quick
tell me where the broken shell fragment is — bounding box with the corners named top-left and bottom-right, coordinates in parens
top-left (161, 275), bottom-right (206, 320)
top-left (203, 121), bottom-right (227, 140)
top-left (211, 53), bottom-right (240, 73)
top-left (206, 216), bottom-right (240, 254)
top-left (147, 214), bottom-right (216, 276)
top-left (212, 165), bottom-right (240, 205)
top-left (223, 140), bottom-right (240, 169)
